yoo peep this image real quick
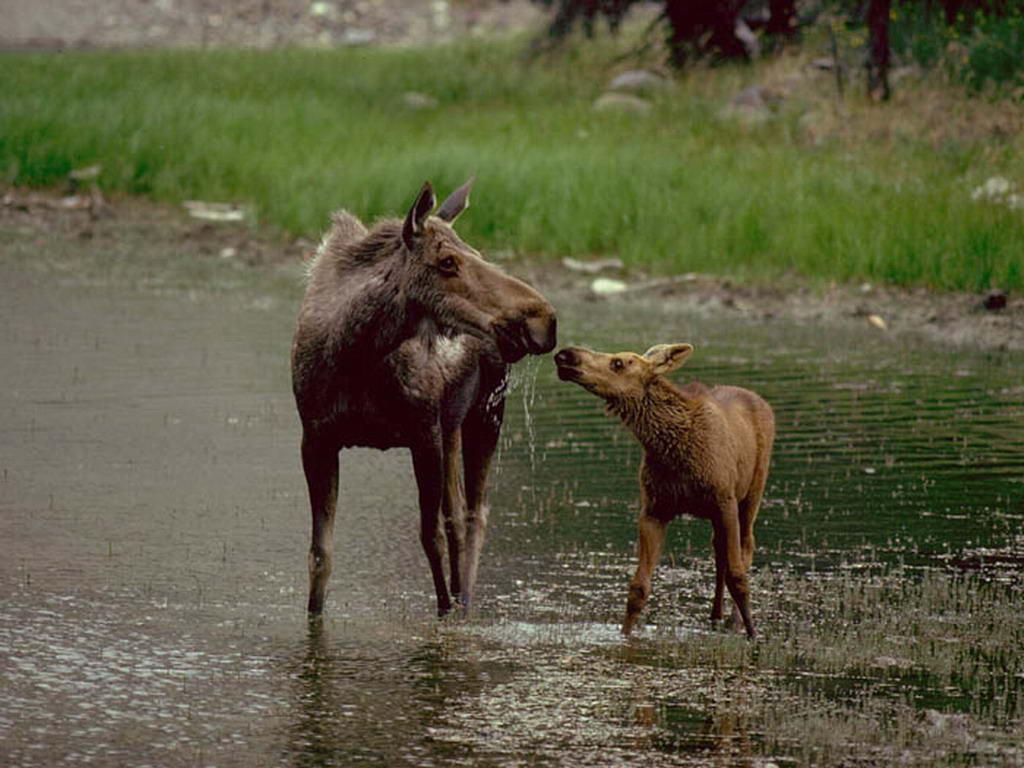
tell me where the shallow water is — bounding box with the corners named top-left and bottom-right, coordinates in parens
top-left (1, 257), bottom-right (1021, 766)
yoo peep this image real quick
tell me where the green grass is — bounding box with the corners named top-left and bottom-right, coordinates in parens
top-left (2, 40), bottom-right (1023, 291)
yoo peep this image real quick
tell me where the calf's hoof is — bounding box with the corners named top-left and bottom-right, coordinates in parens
top-left (621, 612), bottom-right (640, 636)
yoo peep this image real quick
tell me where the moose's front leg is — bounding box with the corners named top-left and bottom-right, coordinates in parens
top-left (440, 430), bottom-right (465, 603)
top-left (622, 512), bottom-right (668, 635)
top-left (302, 433), bottom-right (339, 615)
top-left (412, 436), bottom-right (453, 617)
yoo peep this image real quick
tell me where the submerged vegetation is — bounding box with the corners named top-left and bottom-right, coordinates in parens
top-left (2, 35), bottom-right (1023, 292)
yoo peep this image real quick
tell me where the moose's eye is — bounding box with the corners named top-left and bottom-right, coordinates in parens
top-left (438, 256), bottom-right (458, 274)
top-left (611, 358), bottom-right (624, 372)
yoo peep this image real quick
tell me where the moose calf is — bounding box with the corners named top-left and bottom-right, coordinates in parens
top-left (554, 343), bottom-right (774, 638)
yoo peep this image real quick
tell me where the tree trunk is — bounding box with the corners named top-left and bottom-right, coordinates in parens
top-left (866, 0), bottom-right (891, 101)
top-left (941, 0), bottom-right (961, 27)
top-left (766, 0), bottom-right (798, 38)
top-left (664, 0), bottom-right (748, 68)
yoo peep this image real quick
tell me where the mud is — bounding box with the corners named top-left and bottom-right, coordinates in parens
top-left (4, 189), bottom-right (1021, 351)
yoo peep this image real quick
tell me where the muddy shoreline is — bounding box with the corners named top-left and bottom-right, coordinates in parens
top-left (2, 188), bottom-right (1021, 352)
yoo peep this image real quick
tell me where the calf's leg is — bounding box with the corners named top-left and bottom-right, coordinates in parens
top-left (303, 435), bottom-right (339, 614)
top-left (711, 527), bottom-right (727, 623)
top-left (412, 439), bottom-right (453, 617)
top-left (715, 497), bottom-right (756, 639)
top-left (622, 512), bottom-right (668, 635)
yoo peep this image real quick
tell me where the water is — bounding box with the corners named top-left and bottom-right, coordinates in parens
top-left (1, 258), bottom-right (1021, 766)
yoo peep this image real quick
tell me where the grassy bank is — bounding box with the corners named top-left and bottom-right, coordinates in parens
top-left (2, 39), bottom-right (1022, 291)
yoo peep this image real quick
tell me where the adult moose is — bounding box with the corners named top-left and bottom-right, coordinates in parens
top-left (292, 179), bottom-right (557, 616)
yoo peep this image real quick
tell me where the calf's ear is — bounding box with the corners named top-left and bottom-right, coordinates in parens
top-left (643, 343), bottom-right (694, 374)
top-left (402, 181), bottom-right (437, 250)
top-left (435, 176), bottom-right (474, 224)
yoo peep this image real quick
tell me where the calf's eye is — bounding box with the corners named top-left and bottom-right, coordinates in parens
top-left (438, 256), bottom-right (458, 274)
top-left (611, 359), bottom-right (624, 372)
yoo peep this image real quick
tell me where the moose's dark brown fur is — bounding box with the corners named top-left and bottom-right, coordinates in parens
top-left (555, 343), bottom-right (774, 638)
top-left (292, 180), bottom-right (556, 616)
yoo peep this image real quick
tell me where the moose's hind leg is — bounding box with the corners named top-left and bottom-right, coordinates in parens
top-left (302, 435), bottom-right (339, 615)
top-left (460, 394), bottom-right (504, 612)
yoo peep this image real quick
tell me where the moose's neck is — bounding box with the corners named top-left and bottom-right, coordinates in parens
top-left (610, 377), bottom-right (704, 463)
top-left (319, 253), bottom-right (417, 360)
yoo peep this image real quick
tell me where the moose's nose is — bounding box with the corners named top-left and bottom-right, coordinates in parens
top-left (554, 348), bottom-right (577, 367)
top-left (525, 313), bottom-right (557, 354)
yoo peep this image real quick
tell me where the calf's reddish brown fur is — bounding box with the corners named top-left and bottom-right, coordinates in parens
top-left (554, 343), bottom-right (774, 638)
top-left (292, 179), bottom-right (556, 616)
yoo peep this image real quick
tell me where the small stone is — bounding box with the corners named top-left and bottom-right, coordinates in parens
top-left (971, 176), bottom-right (1013, 201)
top-left (868, 314), bottom-right (887, 330)
top-left (402, 91), bottom-right (439, 110)
top-left (69, 164), bottom-right (102, 182)
top-left (608, 69), bottom-right (667, 94)
top-left (309, 2), bottom-right (337, 19)
top-left (591, 277), bottom-right (628, 295)
top-left (731, 85), bottom-right (782, 110)
top-left (341, 28), bottom-right (376, 45)
top-left (562, 256), bottom-right (624, 274)
top-left (183, 201), bottom-right (247, 222)
top-left (592, 93), bottom-right (651, 114)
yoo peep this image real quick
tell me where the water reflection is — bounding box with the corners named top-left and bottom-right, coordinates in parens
top-left (1, 259), bottom-right (1022, 767)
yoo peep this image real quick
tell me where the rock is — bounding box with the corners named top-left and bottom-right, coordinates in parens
top-left (720, 85), bottom-right (783, 125)
top-left (431, 0), bottom-right (451, 31)
top-left (809, 57), bottom-right (837, 71)
top-left (890, 65), bottom-right (920, 85)
top-left (183, 200), bottom-right (247, 222)
top-left (608, 69), bottom-right (667, 94)
top-left (402, 91), bottom-right (439, 110)
top-left (922, 709), bottom-right (971, 739)
top-left (341, 28), bottom-right (376, 45)
top-left (69, 164), bottom-right (102, 182)
top-left (971, 176), bottom-right (1014, 201)
top-left (562, 256), bottom-right (624, 274)
top-left (983, 289), bottom-right (1008, 311)
top-left (592, 93), bottom-right (651, 114)
top-left (868, 314), bottom-right (887, 330)
top-left (731, 85), bottom-right (782, 110)
top-left (309, 2), bottom-right (337, 19)
top-left (590, 277), bottom-right (628, 295)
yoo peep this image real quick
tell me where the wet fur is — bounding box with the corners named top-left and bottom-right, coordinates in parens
top-left (293, 186), bottom-right (555, 618)
top-left (556, 345), bottom-right (774, 637)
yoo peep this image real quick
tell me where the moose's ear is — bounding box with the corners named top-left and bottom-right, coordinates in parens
top-left (435, 176), bottom-right (474, 224)
top-left (643, 343), bottom-right (694, 374)
top-left (402, 181), bottom-right (437, 250)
